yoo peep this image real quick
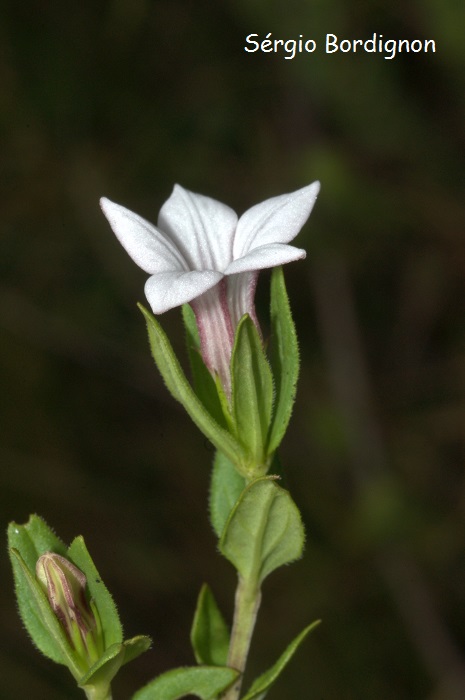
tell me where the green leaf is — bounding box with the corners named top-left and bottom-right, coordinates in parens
top-left (79, 642), bottom-right (125, 687)
top-left (67, 536), bottom-right (123, 647)
top-left (132, 666), bottom-right (239, 700)
top-left (242, 621), bottom-right (321, 700)
top-left (267, 266), bottom-right (300, 454)
top-left (139, 304), bottom-right (246, 470)
top-left (182, 304), bottom-right (228, 429)
top-left (230, 315), bottom-right (274, 474)
top-left (80, 635), bottom-right (151, 693)
top-left (8, 548), bottom-right (81, 676)
top-left (120, 635), bottom-right (152, 667)
top-left (209, 451), bottom-right (246, 538)
top-left (191, 584), bottom-right (230, 666)
top-left (219, 477), bottom-right (305, 585)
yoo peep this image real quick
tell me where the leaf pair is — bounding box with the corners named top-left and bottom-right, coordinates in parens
top-left (186, 266), bottom-right (301, 472)
top-left (191, 477), bottom-right (318, 699)
top-left (210, 456), bottom-right (305, 579)
top-left (191, 583), bottom-right (319, 700)
top-left (141, 267), bottom-right (300, 479)
top-left (227, 265), bottom-right (301, 474)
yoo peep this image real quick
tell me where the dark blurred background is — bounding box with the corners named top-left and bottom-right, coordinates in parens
top-left (1, 1), bottom-right (465, 698)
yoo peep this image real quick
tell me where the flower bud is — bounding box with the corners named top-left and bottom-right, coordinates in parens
top-left (36, 552), bottom-right (104, 668)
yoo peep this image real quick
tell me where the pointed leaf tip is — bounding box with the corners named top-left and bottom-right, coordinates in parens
top-left (242, 621), bottom-right (321, 700)
top-left (191, 584), bottom-right (230, 666)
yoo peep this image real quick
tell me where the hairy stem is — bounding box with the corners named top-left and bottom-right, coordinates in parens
top-left (223, 575), bottom-right (262, 700)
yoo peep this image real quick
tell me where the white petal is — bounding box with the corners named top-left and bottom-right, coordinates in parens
top-left (157, 185), bottom-right (237, 272)
top-left (144, 270), bottom-right (223, 314)
top-left (225, 243), bottom-right (306, 275)
top-left (100, 197), bottom-right (187, 274)
top-left (233, 182), bottom-right (320, 259)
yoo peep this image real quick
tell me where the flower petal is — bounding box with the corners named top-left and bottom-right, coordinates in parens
top-left (144, 270), bottom-right (223, 314)
top-left (100, 197), bottom-right (187, 274)
top-left (158, 185), bottom-right (237, 272)
top-left (233, 182), bottom-right (320, 259)
top-left (225, 243), bottom-right (306, 276)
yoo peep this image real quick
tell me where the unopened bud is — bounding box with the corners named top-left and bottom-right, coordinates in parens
top-left (36, 552), bottom-right (104, 667)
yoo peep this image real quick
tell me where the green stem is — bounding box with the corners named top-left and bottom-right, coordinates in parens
top-left (84, 684), bottom-right (112, 700)
top-left (222, 575), bottom-right (262, 700)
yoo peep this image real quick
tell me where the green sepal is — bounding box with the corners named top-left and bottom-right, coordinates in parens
top-left (139, 304), bottom-right (246, 469)
top-left (267, 266), bottom-right (300, 454)
top-left (132, 665), bottom-right (239, 700)
top-left (242, 621), bottom-right (321, 700)
top-left (79, 636), bottom-right (152, 690)
top-left (230, 314), bottom-right (274, 476)
top-left (219, 477), bottom-right (305, 585)
top-left (67, 536), bottom-right (122, 647)
top-left (209, 451), bottom-right (245, 539)
top-left (190, 584), bottom-right (230, 666)
top-left (8, 546), bottom-right (82, 676)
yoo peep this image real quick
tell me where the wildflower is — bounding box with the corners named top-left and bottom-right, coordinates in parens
top-left (101, 182), bottom-right (319, 393)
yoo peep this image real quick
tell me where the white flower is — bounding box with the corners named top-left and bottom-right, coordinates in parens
top-left (100, 182), bottom-right (319, 394)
